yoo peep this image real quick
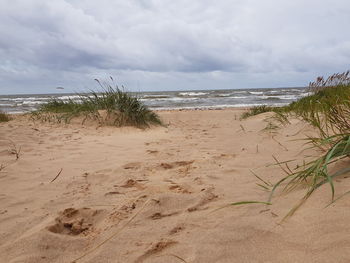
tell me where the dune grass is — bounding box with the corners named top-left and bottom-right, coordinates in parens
top-left (280, 83), bottom-right (350, 137)
top-left (0, 111), bottom-right (10, 122)
top-left (270, 134), bottom-right (350, 220)
top-left (240, 105), bottom-right (277, 120)
top-left (32, 79), bottom-right (162, 128)
top-left (233, 72), bottom-right (350, 220)
top-left (266, 72), bottom-right (350, 219)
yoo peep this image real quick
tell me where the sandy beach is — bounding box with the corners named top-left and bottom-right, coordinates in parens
top-left (1, 108), bottom-right (350, 263)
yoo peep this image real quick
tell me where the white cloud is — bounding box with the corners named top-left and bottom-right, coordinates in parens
top-left (0, 0), bottom-right (349, 93)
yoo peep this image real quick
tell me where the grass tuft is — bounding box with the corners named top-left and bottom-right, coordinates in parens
top-left (32, 79), bottom-right (162, 128)
top-left (230, 71), bottom-right (350, 220)
top-left (267, 71), bottom-right (350, 219)
top-left (240, 105), bottom-right (276, 120)
top-left (280, 84), bottom-right (350, 137)
top-left (0, 111), bottom-right (10, 122)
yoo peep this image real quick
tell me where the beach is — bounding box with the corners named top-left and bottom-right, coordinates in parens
top-left (1, 108), bottom-right (350, 263)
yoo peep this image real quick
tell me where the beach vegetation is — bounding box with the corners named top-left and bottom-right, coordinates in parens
top-left (32, 78), bottom-right (162, 128)
top-left (261, 120), bottom-right (280, 135)
top-left (232, 71), bottom-right (350, 220)
top-left (0, 111), bottom-right (10, 122)
top-left (268, 71), bottom-right (350, 219)
top-left (240, 105), bottom-right (277, 120)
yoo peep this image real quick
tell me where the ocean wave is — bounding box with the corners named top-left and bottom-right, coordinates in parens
top-left (178, 92), bottom-right (208, 96)
top-left (300, 92), bottom-right (312, 97)
top-left (234, 91), bottom-right (248, 94)
top-left (22, 101), bottom-right (46, 105)
top-left (225, 96), bottom-right (249, 99)
top-left (4, 97), bottom-right (50, 102)
top-left (0, 103), bottom-right (15, 107)
top-left (141, 95), bottom-right (171, 99)
top-left (141, 97), bottom-right (198, 102)
top-left (260, 95), bottom-right (299, 100)
top-left (215, 93), bottom-right (233, 97)
top-left (57, 95), bottom-right (83, 100)
top-left (215, 92), bottom-right (250, 98)
top-left (290, 88), bottom-right (305, 92)
top-left (150, 102), bottom-right (289, 111)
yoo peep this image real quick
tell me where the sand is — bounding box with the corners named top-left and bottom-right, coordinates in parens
top-left (1, 109), bottom-right (350, 263)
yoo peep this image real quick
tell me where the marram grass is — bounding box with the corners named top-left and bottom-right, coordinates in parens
top-left (269, 134), bottom-right (350, 220)
top-left (233, 71), bottom-right (350, 220)
top-left (271, 72), bottom-right (350, 219)
top-left (240, 105), bottom-right (276, 120)
top-left (32, 79), bottom-right (162, 128)
top-left (0, 111), bottom-right (10, 122)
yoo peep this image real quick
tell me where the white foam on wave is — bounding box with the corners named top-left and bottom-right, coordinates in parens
top-left (57, 95), bottom-right (82, 100)
top-left (141, 97), bottom-right (198, 102)
top-left (150, 102), bottom-right (289, 111)
top-left (216, 94), bottom-right (232, 97)
top-left (215, 95), bottom-right (249, 99)
top-left (228, 96), bottom-right (249, 99)
top-left (300, 92), bottom-right (312, 97)
top-left (142, 95), bottom-right (170, 99)
top-left (179, 92), bottom-right (208, 96)
top-left (233, 91), bottom-right (248, 94)
top-left (261, 95), bottom-right (299, 100)
top-left (249, 91), bottom-right (264, 95)
top-left (5, 97), bottom-right (50, 102)
top-left (22, 101), bottom-right (45, 105)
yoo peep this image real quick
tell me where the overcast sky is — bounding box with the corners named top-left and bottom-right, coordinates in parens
top-left (0, 0), bottom-right (349, 94)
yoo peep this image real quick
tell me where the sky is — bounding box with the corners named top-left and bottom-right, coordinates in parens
top-left (0, 0), bottom-right (349, 94)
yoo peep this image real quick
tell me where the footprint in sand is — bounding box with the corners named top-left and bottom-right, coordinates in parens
top-left (108, 196), bottom-right (147, 222)
top-left (213, 153), bottom-right (237, 159)
top-left (135, 240), bottom-right (177, 263)
top-left (145, 139), bottom-right (171, 146)
top-left (47, 207), bottom-right (105, 236)
top-left (146, 150), bottom-right (159, 154)
top-left (123, 162), bottom-right (142, 170)
top-left (149, 211), bottom-right (179, 220)
top-left (159, 160), bottom-right (194, 170)
top-left (140, 189), bottom-right (218, 226)
top-left (104, 191), bottom-right (124, 196)
top-left (118, 179), bottom-right (146, 190)
top-left (169, 224), bottom-right (185, 235)
top-left (187, 188), bottom-right (218, 212)
top-left (168, 184), bottom-right (192, 194)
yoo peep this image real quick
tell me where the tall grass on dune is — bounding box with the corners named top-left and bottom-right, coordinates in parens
top-left (240, 105), bottom-right (276, 120)
top-left (270, 133), bottom-right (350, 220)
top-left (240, 105), bottom-right (290, 126)
top-left (32, 78), bottom-right (162, 128)
top-left (283, 81), bottom-right (350, 138)
top-left (309, 70), bottom-right (350, 93)
top-left (233, 71), bottom-right (350, 220)
top-left (0, 110), bottom-right (10, 122)
top-left (268, 71), bottom-right (350, 219)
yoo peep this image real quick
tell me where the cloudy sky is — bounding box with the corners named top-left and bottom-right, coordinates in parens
top-left (0, 0), bottom-right (349, 94)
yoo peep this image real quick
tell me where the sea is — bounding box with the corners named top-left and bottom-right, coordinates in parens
top-left (0, 87), bottom-right (309, 114)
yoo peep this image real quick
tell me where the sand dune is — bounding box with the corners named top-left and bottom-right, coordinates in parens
top-left (1, 109), bottom-right (350, 263)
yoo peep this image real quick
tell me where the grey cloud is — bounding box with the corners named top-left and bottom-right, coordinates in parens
top-left (0, 0), bottom-right (349, 93)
